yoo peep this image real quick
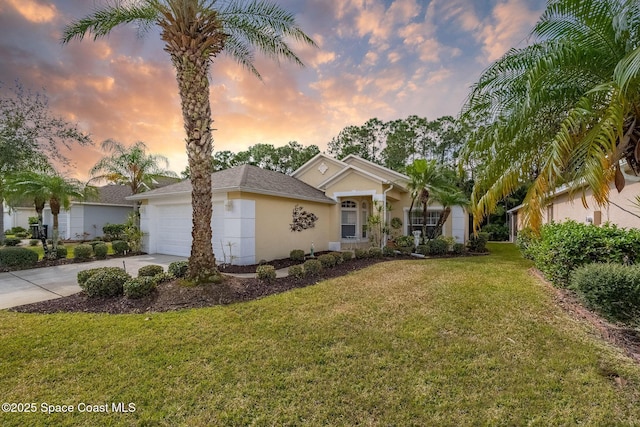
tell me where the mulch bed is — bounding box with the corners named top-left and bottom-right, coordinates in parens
top-left (529, 268), bottom-right (640, 364)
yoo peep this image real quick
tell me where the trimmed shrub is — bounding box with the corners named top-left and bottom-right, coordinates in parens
top-left (303, 259), bottom-right (323, 276)
top-left (102, 223), bottom-right (127, 242)
top-left (570, 263), bottom-right (640, 323)
top-left (318, 253), bottom-right (336, 268)
top-left (290, 249), bottom-right (305, 262)
top-left (354, 248), bottom-right (369, 259)
top-left (10, 226), bottom-right (27, 234)
top-left (168, 261), bottom-right (189, 278)
top-left (89, 240), bottom-right (103, 249)
top-left (288, 264), bottom-right (305, 279)
top-left (111, 240), bottom-right (129, 255)
top-left (123, 276), bottom-right (156, 299)
top-left (368, 247), bottom-right (383, 258)
top-left (73, 244), bottom-right (93, 260)
top-left (3, 237), bottom-right (21, 247)
top-left (330, 252), bottom-right (344, 265)
top-left (383, 245), bottom-right (396, 257)
top-left (77, 267), bottom-right (122, 287)
top-left (416, 245), bottom-right (429, 255)
top-left (256, 265), bottom-right (277, 282)
top-left (395, 235), bottom-right (414, 248)
top-left (467, 232), bottom-right (489, 253)
top-left (0, 247), bottom-right (38, 267)
top-left (82, 268), bottom-right (131, 297)
top-left (341, 251), bottom-right (353, 262)
top-left (515, 227), bottom-right (537, 260)
top-left (138, 264), bottom-right (164, 277)
top-left (427, 239), bottom-right (448, 256)
top-left (29, 239), bottom-right (39, 246)
top-left (93, 243), bottom-right (108, 260)
top-left (452, 243), bottom-right (465, 255)
top-left (56, 245), bottom-right (68, 259)
top-left (14, 231), bottom-right (29, 238)
top-left (152, 272), bottom-right (173, 285)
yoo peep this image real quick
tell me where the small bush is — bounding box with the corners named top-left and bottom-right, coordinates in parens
top-left (383, 245), bottom-right (396, 257)
top-left (354, 248), bottom-right (369, 259)
top-left (0, 247), bottom-right (38, 267)
top-left (256, 265), bottom-right (276, 282)
top-left (77, 267), bottom-right (122, 287)
top-left (318, 254), bottom-right (336, 268)
top-left (111, 240), bottom-right (129, 255)
top-left (3, 237), bottom-right (21, 247)
top-left (14, 231), bottom-right (29, 238)
top-left (82, 268), bottom-right (131, 297)
top-left (102, 223), bottom-right (127, 242)
top-left (56, 245), bottom-right (68, 259)
top-left (395, 235), bottom-right (414, 249)
top-left (481, 223), bottom-right (510, 241)
top-left (570, 263), bottom-right (640, 323)
top-left (290, 249), bottom-right (305, 262)
top-left (168, 260), bottom-right (189, 278)
top-left (123, 276), bottom-right (156, 299)
top-left (93, 243), bottom-right (108, 259)
top-left (288, 264), bottom-right (305, 279)
top-left (89, 240), bottom-right (103, 249)
top-left (427, 239), bottom-right (448, 256)
top-left (138, 264), bottom-right (164, 277)
top-left (29, 239), bottom-right (39, 246)
top-left (368, 247), bottom-right (383, 258)
top-left (10, 226), bottom-right (27, 234)
top-left (341, 251), bottom-right (353, 262)
top-left (416, 245), bottom-right (429, 255)
top-left (73, 244), bottom-right (93, 260)
top-left (329, 252), bottom-right (344, 265)
top-left (467, 232), bottom-right (489, 253)
top-left (152, 272), bottom-right (173, 285)
top-left (303, 259), bottom-right (323, 276)
top-left (452, 243), bottom-right (465, 255)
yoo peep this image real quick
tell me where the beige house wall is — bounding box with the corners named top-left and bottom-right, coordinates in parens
top-left (294, 156), bottom-right (345, 189)
top-left (322, 172), bottom-right (385, 195)
top-left (238, 192), bottom-right (334, 261)
top-left (342, 157), bottom-right (406, 184)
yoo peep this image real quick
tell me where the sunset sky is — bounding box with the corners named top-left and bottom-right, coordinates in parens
top-left (0, 0), bottom-right (546, 179)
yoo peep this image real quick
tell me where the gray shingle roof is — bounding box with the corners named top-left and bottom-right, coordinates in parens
top-left (94, 185), bottom-right (134, 206)
top-left (128, 164), bottom-right (335, 204)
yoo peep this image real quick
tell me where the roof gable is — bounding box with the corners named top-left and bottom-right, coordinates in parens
top-left (341, 154), bottom-right (409, 183)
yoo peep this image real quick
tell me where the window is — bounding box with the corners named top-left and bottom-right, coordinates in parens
top-left (341, 200), bottom-right (357, 238)
top-left (409, 209), bottom-right (441, 237)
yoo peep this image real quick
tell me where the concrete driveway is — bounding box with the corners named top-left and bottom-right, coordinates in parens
top-left (0, 254), bottom-right (187, 310)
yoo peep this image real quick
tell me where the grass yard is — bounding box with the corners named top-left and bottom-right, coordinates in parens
top-left (1, 243), bottom-right (639, 425)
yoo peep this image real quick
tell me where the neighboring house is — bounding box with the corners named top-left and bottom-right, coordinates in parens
top-left (129, 154), bottom-right (469, 265)
top-left (43, 185), bottom-right (135, 240)
top-left (3, 200), bottom-right (37, 232)
top-left (507, 170), bottom-right (640, 241)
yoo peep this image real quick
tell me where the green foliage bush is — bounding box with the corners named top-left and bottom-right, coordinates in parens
top-left (81, 268), bottom-right (131, 298)
top-left (29, 239), bottom-right (39, 246)
top-left (152, 272), bottom-right (173, 285)
top-left (303, 259), bottom-right (323, 276)
top-left (467, 232), bottom-right (489, 253)
top-left (452, 243), bottom-right (465, 255)
top-left (524, 221), bottom-right (640, 287)
top-left (515, 227), bottom-right (537, 259)
top-left (481, 223), bottom-right (510, 241)
top-left (395, 235), bottom-right (414, 248)
top-left (93, 243), bottom-right (108, 259)
top-left (318, 253), bottom-right (336, 268)
top-left (77, 267), bottom-right (122, 287)
top-left (256, 265), bottom-right (276, 282)
top-left (168, 261), bottom-right (189, 278)
top-left (290, 249), bottom-right (305, 262)
top-left (354, 248), bottom-right (369, 259)
top-left (111, 240), bottom-right (129, 255)
top-left (570, 263), bottom-right (640, 323)
top-left (0, 247), bottom-right (38, 267)
top-left (368, 247), bottom-right (383, 258)
top-left (138, 264), bottom-right (164, 277)
top-left (288, 264), bottom-right (305, 279)
top-left (428, 239), bottom-right (448, 255)
top-left (73, 244), bottom-right (93, 260)
top-left (102, 223), bottom-right (127, 242)
top-left (416, 245), bottom-right (429, 255)
top-left (10, 226), bottom-right (27, 234)
top-left (330, 252), bottom-right (344, 265)
top-left (383, 245), bottom-right (396, 257)
top-left (89, 240), bottom-right (103, 249)
top-left (3, 237), bottom-right (21, 247)
top-left (123, 276), bottom-right (156, 299)
top-left (341, 251), bottom-right (353, 262)
top-left (14, 231), bottom-right (29, 238)
top-left (56, 245), bottom-right (68, 259)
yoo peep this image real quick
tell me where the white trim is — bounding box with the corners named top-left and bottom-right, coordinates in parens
top-left (331, 190), bottom-right (376, 201)
top-left (291, 153), bottom-right (348, 177)
top-left (317, 165), bottom-right (390, 189)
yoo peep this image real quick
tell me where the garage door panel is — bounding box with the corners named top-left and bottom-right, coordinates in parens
top-left (156, 205), bottom-right (192, 257)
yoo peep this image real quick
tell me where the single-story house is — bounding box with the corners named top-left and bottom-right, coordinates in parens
top-left (3, 200), bottom-right (37, 232)
top-left (507, 168), bottom-right (640, 241)
top-left (129, 154), bottom-right (469, 265)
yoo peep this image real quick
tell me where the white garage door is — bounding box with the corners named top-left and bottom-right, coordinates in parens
top-left (156, 204), bottom-right (192, 256)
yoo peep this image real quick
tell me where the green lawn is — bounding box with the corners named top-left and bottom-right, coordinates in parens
top-left (1, 243), bottom-right (639, 426)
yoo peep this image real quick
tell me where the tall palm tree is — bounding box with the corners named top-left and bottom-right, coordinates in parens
top-left (427, 189), bottom-right (469, 240)
top-left (6, 172), bottom-right (88, 258)
top-left (405, 159), bottom-right (457, 242)
top-left (90, 139), bottom-right (177, 195)
top-left (62, 0), bottom-right (315, 284)
top-left (461, 0), bottom-right (640, 232)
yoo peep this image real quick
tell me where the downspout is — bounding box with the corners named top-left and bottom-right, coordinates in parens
top-left (382, 184), bottom-right (394, 248)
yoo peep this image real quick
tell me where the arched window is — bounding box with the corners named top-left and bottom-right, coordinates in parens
top-left (341, 200), bottom-right (357, 238)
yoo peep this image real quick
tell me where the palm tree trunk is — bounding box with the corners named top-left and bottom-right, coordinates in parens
top-left (431, 207), bottom-right (451, 240)
top-left (50, 198), bottom-right (60, 259)
top-left (172, 50), bottom-right (220, 284)
top-left (34, 198), bottom-right (49, 257)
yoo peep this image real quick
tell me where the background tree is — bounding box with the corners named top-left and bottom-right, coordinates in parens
top-left (0, 81), bottom-right (91, 243)
top-left (461, 0), bottom-right (640, 231)
top-left (63, 0), bottom-right (315, 284)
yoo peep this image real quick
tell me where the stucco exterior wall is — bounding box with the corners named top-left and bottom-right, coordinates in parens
top-left (294, 156), bottom-right (345, 188)
top-left (245, 192), bottom-right (334, 261)
top-left (3, 206), bottom-right (36, 231)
